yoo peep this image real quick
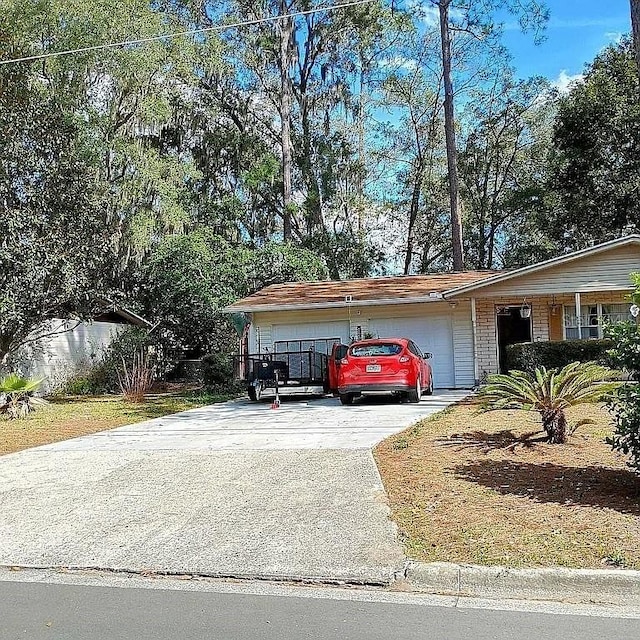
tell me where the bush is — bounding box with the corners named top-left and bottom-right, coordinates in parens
top-left (607, 384), bottom-right (640, 474)
top-left (0, 373), bottom-right (48, 419)
top-left (54, 328), bottom-right (162, 396)
top-left (118, 350), bottom-right (155, 402)
top-left (604, 321), bottom-right (640, 380)
top-left (56, 373), bottom-right (98, 396)
top-left (505, 339), bottom-right (613, 372)
top-left (604, 321), bottom-right (640, 474)
top-left (201, 353), bottom-right (234, 390)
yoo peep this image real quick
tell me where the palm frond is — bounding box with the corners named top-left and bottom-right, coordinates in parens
top-left (478, 361), bottom-right (620, 444)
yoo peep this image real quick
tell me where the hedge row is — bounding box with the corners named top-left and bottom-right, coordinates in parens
top-left (504, 339), bottom-right (614, 372)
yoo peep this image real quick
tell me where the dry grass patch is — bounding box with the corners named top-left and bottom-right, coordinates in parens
top-left (0, 390), bottom-right (232, 456)
top-left (374, 400), bottom-right (640, 570)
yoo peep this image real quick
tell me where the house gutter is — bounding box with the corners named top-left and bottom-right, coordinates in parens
top-left (471, 297), bottom-right (479, 386)
top-left (222, 294), bottom-right (448, 314)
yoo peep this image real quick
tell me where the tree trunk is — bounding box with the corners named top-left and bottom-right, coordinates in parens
top-left (632, 0), bottom-right (640, 77)
top-left (438, 0), bottom-right (464, 271)
top-left (542, 409), bottom-right (568, 444)
top-left (278, 4), bottom-right (294, 241)
top-left (404, 175), bottom-right (422, 274)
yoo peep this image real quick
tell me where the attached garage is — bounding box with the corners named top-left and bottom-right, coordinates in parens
top-left (367, 315), bottom-right (455, 388)
top-left (240, 280), bottom-right (480, 389)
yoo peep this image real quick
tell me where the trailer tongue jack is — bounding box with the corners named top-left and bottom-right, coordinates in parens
top-left (271, 370), bottom-right (281, 409)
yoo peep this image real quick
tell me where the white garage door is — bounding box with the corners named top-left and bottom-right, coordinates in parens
top-left (272, 321), bottom-right (350, 354)
top-left (368, 315), bottom-right (455, 388)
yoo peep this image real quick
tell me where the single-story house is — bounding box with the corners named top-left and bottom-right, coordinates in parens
top-left (13, 307), bottom-right (150, 394)
top-left (224, 235), bottom-right (640, 389)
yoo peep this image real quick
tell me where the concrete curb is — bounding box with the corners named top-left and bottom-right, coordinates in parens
top-left (404, 561), bottom-right (640, 605)
top-left (1, 564), bottom-right (396, 589)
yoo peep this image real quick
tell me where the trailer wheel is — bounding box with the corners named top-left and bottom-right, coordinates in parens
top-left (339, 393), bottom-right (354, 406)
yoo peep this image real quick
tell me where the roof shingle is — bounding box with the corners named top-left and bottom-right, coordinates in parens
top-left (225, 271), bottom-right (500, 312)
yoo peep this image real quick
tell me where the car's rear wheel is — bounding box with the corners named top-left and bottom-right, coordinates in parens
top-left (248, 384), bottom-right (257, 401)
top-left (407, 376), bottom-right (421, 403)
top-left (339, 392), bottom-right (355, 406)
top-left (424, 376), bottom-right (434, 396)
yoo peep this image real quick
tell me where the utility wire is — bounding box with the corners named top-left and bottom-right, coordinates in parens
top-left (0, 0), bottom-right (376, 66)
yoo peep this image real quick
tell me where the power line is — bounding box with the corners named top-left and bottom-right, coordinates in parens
top-left (0, 0), bottom-right (376, 66)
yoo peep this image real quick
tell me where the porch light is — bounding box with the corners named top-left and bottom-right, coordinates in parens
top-left (520, 299), bottom-right (532, 319)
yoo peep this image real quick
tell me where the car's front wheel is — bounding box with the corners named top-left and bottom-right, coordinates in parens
top-left (407, 376), bottom-right (421, 403)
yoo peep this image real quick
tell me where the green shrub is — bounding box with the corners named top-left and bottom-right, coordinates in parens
top-left (479, 362), bottom-right (619, 444)
top-left (607, 384), bottom-right (640, 474)
top-left (505, 339), bottom-right (613, 372)
top-left (604, 320), bottom-right (640, 474)
top-left (57, 374), bottom-right (98, 396)
top-left (0, 373), bottom-right (48, 419)
top-left (604, 321), bottom-right (640, 381)
top-left (53, 328), bottom-right (162, 396)
top-left (201, 353), bottom-right (234, 390)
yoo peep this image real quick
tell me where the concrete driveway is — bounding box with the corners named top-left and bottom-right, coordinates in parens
top-left (0, 391), bottom-right (468, 584)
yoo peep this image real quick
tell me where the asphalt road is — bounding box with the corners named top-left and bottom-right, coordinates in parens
top-left (1, 580), bottom-right (639, 640)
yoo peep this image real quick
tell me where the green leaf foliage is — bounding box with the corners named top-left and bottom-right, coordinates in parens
top-left (505, 339), bottom-right (614, 373)
top-left (0, 373), bottom-right (48, 419)
top-left (141, 231), bottom-right (327, 356)
top-left (550, 38), bottom-right (640, 248)
top-left (607, 383), bottom-right (640, 474)
top-left (479, 362), bottom-right (620, 444)
top-left (604, 285), bottom-right (640, 473)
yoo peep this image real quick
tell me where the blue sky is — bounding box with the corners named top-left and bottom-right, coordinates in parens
top-left (501, 0), bottom-right (632, 85)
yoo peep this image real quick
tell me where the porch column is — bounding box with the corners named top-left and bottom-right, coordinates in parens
top-left (471, 297), bottom-right (479, 385)
top-left (575, 292), bottom-right (582, 339)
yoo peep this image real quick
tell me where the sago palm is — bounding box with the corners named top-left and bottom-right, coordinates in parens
top-left (0, 373), bottom-right (47, 419)
top-left (479, 362), bottom-right (620, 444)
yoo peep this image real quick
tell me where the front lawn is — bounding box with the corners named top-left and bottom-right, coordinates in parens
top-left (374, 400), bottom-right (640, 570)
top-left (0, 389), bottom-right (234, 456)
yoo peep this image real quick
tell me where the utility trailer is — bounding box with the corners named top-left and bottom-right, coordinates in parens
top-left (235, 350), bottom-right (332, 401)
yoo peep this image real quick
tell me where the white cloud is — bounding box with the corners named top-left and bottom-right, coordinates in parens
top-left (549, 17), bottom-right (624, 29)
top-left (552, 70), bottom-right (584, 94)
top-left (407, 1), bottom-right (465, 29)
top-left (604, 31), bottom-right (624, 43)
top-left (378, 56), bottom-right (418, 72)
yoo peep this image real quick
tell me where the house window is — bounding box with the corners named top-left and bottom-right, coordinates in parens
top-left (564, 303), bottom-right (633, 339)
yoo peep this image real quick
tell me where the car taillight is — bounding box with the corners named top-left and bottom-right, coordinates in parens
top-left (399, 356), bottom-right (410, 363)
top-left (340, 358), bottom-right (349, 365)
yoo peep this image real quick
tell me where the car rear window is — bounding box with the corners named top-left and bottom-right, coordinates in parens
top-left (350, 343), bottom-right (403, 357)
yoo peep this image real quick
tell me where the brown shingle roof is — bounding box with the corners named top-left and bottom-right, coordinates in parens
top-left (224, 271), bottom-right (500, 312)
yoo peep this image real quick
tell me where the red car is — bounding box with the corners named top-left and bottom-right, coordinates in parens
top-left (335, 337), bottom-right (434, 405)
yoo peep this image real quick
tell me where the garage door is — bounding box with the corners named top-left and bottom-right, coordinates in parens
top-left (272, 321), bottom-right (350, 354)
top-left (367, 316), bottom-right (455, 388)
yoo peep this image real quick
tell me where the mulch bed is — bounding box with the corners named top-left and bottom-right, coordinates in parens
top-left (374, 400), bottom-right (640, 569)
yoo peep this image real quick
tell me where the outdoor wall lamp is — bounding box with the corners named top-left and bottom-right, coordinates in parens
top-left (520, 299), bottom-right (532, 319)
